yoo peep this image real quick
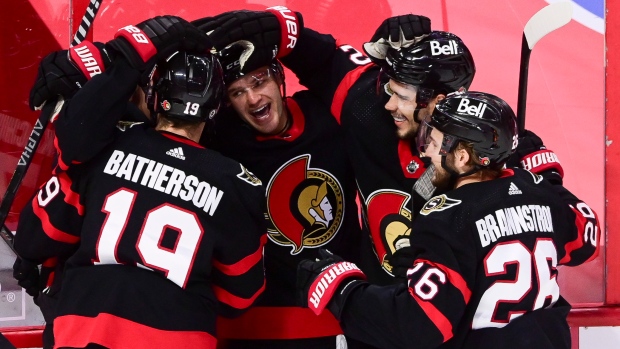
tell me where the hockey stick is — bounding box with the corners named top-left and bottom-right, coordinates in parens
top-left (0, 0), bottom-right (102, 254)
top-left (516, 1), bottom-right (572, 135)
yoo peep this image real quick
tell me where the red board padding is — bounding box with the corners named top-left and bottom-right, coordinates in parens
top-left (607, 0), bottom-right (620, 305)
top-left (2, 327), bottom-right (43, 348)
top-left (568, 307), bottom-right (620, 327)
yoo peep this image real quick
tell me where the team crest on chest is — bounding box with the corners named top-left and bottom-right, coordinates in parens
top-left (365, 190), bottom-right (412, 275)
top-left (420, 194), bottom-right (462, 215)
top-left (266, 154), bottom-right (344, 254)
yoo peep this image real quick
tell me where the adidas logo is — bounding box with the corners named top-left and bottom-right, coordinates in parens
top-left (508, 182), bottom-right (522, 195)
top-left (166, 147), bottom-right (185, 160)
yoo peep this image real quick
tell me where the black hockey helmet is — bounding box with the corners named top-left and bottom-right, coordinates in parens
top-left (418, 91), bottom-right (518, 167)
top-left (217, 42), bottom-right (285, 86)
top-left (376, 31), bottom-right (475, 105)
top-left (150, 51), bottom-right (224, 123)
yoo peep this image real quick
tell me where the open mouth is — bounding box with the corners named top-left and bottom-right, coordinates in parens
top-left (392, 113), bottom-right (407, 122)
top-left (249, 104), bottom-right (271, 120)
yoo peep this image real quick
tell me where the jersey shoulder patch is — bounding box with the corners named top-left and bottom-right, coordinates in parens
top-left (420, 194), bottom-right (462, 216)
top-left (237, 164), bottom-right (262, 186)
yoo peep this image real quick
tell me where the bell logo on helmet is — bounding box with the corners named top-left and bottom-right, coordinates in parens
top-left (430, 40), bottom-right (459, 56)
top-left (161, 100), bottom-right (171, 111)
top-left (456, 98), bottom-right (487, 118)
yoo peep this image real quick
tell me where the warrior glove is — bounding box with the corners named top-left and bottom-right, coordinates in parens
top-left (297, 249), bottom-right (366, 320)
top-left (107, 15), bottom-right (210, 72)
top-left (363, 14), bottom-right (431, 61)
top-left (194, 6), bottom-right (303, 74)
top-left (29, 41), bottom-right (113, 110)
top-left (506, 130), bottom-right (564, 185)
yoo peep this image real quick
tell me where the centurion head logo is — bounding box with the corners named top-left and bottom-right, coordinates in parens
top-left (265, 155), bottom-right (344, 255)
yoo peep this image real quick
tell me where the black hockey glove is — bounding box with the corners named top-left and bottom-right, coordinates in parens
top-left (29, 41), bottom-right (113, 110)
top-left (13, 257), bottom-right (40, 299)
top-left (107, 15), bottom-right (210, 72)
top-left (297, 249), bottom-right (366, 320)
top-left (506, 130), bottom-right (564, 185)
top-left (363, 14), bottom-right (431, 61)
top-left (194, 6), bottom-right (303, 74)
top-left (390, 236), bottom-right (415, 279)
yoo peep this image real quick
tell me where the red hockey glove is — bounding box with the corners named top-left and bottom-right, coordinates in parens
top-left (107, 15), bottom-right (210, 72)
top-left (194, 7), bottom-right (303, 73)
top-left (297, 249), bottom-right (366, 319)
top-left (29, 41), bottom-right (113, 110)
top-left (506, 130), bottom-right (564, 185)
top-left (363, 14), bottom-right (431, 61)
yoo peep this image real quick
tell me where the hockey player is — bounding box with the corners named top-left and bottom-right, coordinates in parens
top-left (200, 28), bottom-right (363, 349)
top-left (198, 11), bottom-right (471, 285)
top-left (13, 41), bottom-right (142, 349)
top-left (13, 16), bottom-right (267, 349)
top-left (198, 10), bottom-right (567, 287)
top-left (297, 91), bottom-right (600, 349)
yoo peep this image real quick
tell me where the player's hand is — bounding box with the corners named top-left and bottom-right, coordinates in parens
top-left (363, 14), bottom-right (431, 61)
top-left (194, 6), bottom-right (303, 73)
top-left (107, 15), bottom-right (210, 72)
top-left (390, 236), bottom-right (415, 279)
top-left (506, 130), bottom-right (564, 184)
top-left (29, 41), bottom-right (113, 110)
top-left (12, 257), bottom-right (41, 300)
top-left (297, 249), bottom-right (366, 319)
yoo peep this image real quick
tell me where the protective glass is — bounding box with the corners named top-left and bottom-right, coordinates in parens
top-left (227, 68), bottom-right (274, 100)
top-left (416, 116), bottom-right (435, 154)
top-left (416, 115), bottom-right (458, 156)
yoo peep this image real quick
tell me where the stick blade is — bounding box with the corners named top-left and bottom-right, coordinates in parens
top-left (524, 2), bottom-right (573, 50)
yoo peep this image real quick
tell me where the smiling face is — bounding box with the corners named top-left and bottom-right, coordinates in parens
top-left (226, 66), bottom-right (288, 135)
top-left (383, 79), bottom-right (420, 139)
top-left (383, 79), bottom-right (449, 142)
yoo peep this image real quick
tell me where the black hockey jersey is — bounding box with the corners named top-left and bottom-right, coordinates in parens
top-left (210, 91), bottom-right (361, 339)
top-left (14, 58), bottom-right (267, 348)
top-left (281, 29), bottom-right (429, 284)
top-left (337, 169), bottom-right (599, 349)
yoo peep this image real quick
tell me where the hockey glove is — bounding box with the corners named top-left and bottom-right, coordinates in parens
top-left (506, 130), bottom-right (564, 185)
top-left (297, 249), bottom-right (366, 319)
top-left (363, 14), bottom-right (431, 61)
top-left (107, 15), bottom-right (210, 72)
top-left (390, 236), bottom-right (415, 279)
top-left (194, 6), bottom-right (303, 73)
top-left (13, 257), bottom-right (40, 299)
top-left (29, 41), bottom-right (113, 110)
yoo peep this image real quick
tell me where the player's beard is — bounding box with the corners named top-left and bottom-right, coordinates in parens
top-left (394, 112), bottom-right (420, 140)
top-left (431, 155), bottom-right (457, 192)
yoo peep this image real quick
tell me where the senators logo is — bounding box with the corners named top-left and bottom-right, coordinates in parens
top-left (420, 194), bottom-right (462, 215)
top-left (365, 190), bottom-right (412, 275)
top-left (266, 155), bottom-right (344, 254)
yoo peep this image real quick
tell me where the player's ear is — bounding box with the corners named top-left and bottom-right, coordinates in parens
top-left (454, 147), bottom-right (470, 171)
